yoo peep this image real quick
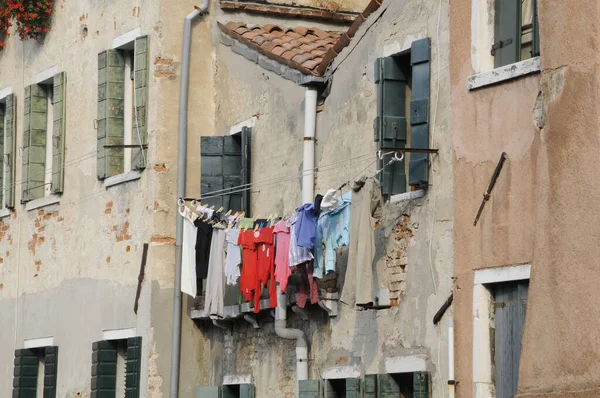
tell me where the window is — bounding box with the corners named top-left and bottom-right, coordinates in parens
top-left (0, 93), bottom-right (16, 209)
top-left (91, 337), bottom-right (142, 397)
top-left (12, 346), bottom-right (59, 398)
top-left (493, 0), bottom-right (540, 68)
top-left (298, 373), bottom-right (429, 397)
top-left (196, 384), bottom-right (256, 397)
top-left (375, 38), bottom-right (431, 197)
top-left (97, 35), bottom-right (149, 180)
top-left (21, 73), bottom-right (66, 203)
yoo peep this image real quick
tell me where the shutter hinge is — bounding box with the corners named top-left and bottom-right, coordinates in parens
top-left (490, 38), bottom-right (513, 56)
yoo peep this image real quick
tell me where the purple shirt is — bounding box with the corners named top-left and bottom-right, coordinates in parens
top-left (294, 203), bottom-right (317, 249)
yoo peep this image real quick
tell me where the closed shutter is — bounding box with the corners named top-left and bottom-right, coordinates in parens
top-left (345, 378), bottom-right (361, 398)
top-left (91, 340), bottom-right (117, 397)
top-left (494, 281), bottom-right (529, 398)
top-left (299, 380), bottom-right (322, 398)
top-left (195, 386), bottom-right (221, 397)
top-left (12, 349), bottom-right (39, 398)
top-left (377, 374), bottom-right (400, 397)
top-left (51, 72), bottom-right (66, 193)
top-left (132, 35), bottom-right (149, 171)
top-left (409, 38), bottom-right (431, 188)
top-left (43, 346), bottom-right (59, 398)
top-left (238, 384), bottom-right (255, 398)
top-left (413, 372), bottom-right (429, 398)
top-left (494, 0), bottom-right (520, 68)
top-left (22, 84), bottom-right (48, 202)
top-left (363, 375), bottom-right (377, 398)
top-left (374, 56), bottom-right (407, 196)
top-left (241, 127), bottom-right (251, 217)
top-left (0, 104), bottom-right (4, 207)
top-left (97, 50), bottom-right (125, 179)
top-left (532, 0), bottom-right (540, 57)
top-left (125, 337), bottom-right (142, 398)
top-left (4, 93), bottom-right (16, 207)
top-left (201, 134), bottom-right (249, 213)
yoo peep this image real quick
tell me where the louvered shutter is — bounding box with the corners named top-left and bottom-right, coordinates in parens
top-left (4, 94), bottom-right (16, 207)
top-left (374, 56), bottom-right (407, 196)
top-left (12, 349), bottom-right (39, 398)
top-left (195, 386), bottom-right (221, 397)
top-left (91, 340), bottom-right (117, 398)
top-left (494, 0), bottom-right (520, 68)
top-left (132, 35), bottom-right (149, 171)
top-left (51, 72), bottom-right (66, 193)
top-left (43, 346), bottom-right (58, 398)
top-left (409, 38), bottom-right (431, 188)
top-left (363, 375), bottom-right (377, 398)
top-left (413, 372), bottom-right (429, 398)
top-left (22, 84), bottom-right (48, 202)
top-left (299, 380), bottom-right (322, 398)
top-left (532, 0), bottom-right (540, 57)
top-left (377, 374), bottom-right (400, 397)
top-left (239, 384), bottom-right (255, 398)
top-left (345, 378), bottom-right (361, 398)
top-left (125, 337), bottom-right (142, 398)
top-left (241, 127), bottom-right (251, 216)
top-left (0, 105), bottom-right (4, 207)
top-left (97, 50), bottom-right (125, 179)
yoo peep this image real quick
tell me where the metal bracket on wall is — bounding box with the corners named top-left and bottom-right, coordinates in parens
top-left (243, 314), bottom-right (260, 329)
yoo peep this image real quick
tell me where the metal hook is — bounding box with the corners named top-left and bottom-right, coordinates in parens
top-left (377, 150), bottom-right (384, 160)
top-left (177, 198), bottom-right (184, 206)
top-left (191, 200), bottom-right (197, 206)
top-left (394, 152), bottom-right (405, 162)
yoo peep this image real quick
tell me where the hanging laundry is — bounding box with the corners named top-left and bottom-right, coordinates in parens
top-left (254, 219), bottom-right (269, 229)
top-left (238, 217), bottom-right (254, 230)
top-left (238, 229), bottom-right (259, 306)
top-left (225, 229), bottom-right (242, 285)
top-left (320, 189), bottom-right (340, 211)
top-left (296, 262), bottom-right (320, 308)
top-left (294, 203), bottom-right (317, 249)
top-left (255, 227), bottom-right (277, 310)
top-left (314, 191), bottom-right (352, 279)
top-left (288, 214), bottom-right (314, 267)
top-left (340, 176), bottom-right (383, 307)
top-left (273, 221), bottom-right (292, 293)
top-left (204, 227), bottom-right (227, 318)
top-left (194, 219), bottom-right (213, 295)
top-left (180, 207), bottom-right (198, 298)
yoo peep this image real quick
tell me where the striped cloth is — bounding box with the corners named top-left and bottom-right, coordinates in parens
top-left (287, 214), bottom-right (313, 267)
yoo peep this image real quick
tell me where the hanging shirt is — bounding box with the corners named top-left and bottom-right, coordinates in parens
top-left (181, 216), bottom-right (198, 297)
top-left (273, 221), bottom-right (292, 293)
top-left (194, 219), bottom-right (213, 294)
top-left (225, 229), bottom-right (242, 285)
top-left (294, 203), bottom-right (317, 249)
top-left (288, 214), bottom-right (313, 266)
top-left (204, 228), bottom-right (227, 318)
top-left (238, 230), bottom-right (258, 303)
top-left (314, 192), bottom-right (352, 279)
top-left (255, 227), bottom-right (277, 310)
top-left (238, 218), bottom-right (254, 230)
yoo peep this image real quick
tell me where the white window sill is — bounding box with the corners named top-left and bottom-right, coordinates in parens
top-left (0, 208), bottom-right (11, 219)
top-left (390, 189), bottom-right (425, 203)
top-left (104, 171), bottom-right (141, 188)
top-left (467, 57), bottom-right (541, 90)
top-left (25, 195), bottom-right (60, 212)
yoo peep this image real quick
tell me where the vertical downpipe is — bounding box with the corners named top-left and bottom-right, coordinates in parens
top-left (302, 87), bottom-right (318, 204)
top-left (448, 315), bottom-right (455, 398)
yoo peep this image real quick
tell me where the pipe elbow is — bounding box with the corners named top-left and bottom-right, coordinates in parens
top-left (196, 0), bottom-right (210, 13)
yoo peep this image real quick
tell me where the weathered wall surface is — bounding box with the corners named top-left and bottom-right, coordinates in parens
top-left (450, 0), bottom-right (600, 396)
top-left (195, 0), bottom-right (454, 396)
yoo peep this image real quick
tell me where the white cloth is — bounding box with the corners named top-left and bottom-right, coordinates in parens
top-left (321, 189), bottom-right (339, 211)
top-left (225, 229), bottom-right (242, 285)
top-left (181, 217), bottom-right (198, 297)
top-left (204, 228), bottom-right (227, 318)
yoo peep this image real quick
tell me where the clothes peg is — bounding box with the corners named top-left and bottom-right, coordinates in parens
top-left (210, 205), bottom-right (215, 210)
top-left (240, 212), bottom-right (245, 218)
top-left (217, 206), bottom-right (224, 213)
top-left (225, 209), bottom-right (232, 216)
top-left (254, 224), bottom-right (259, 231)
top-left (254, 214), bottom-right (261, 221)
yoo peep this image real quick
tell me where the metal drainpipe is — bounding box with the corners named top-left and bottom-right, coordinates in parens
top-left (170, 2), bottom-right (209, 398)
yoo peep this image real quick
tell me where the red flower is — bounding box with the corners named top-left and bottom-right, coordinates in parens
top-left (43, 27), bottom-right (48, 33)
top-left (44, 8), bottom-right (50, 13)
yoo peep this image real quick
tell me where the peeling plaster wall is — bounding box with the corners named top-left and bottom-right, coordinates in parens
top-left (201, 0), bottom-right (454, 396)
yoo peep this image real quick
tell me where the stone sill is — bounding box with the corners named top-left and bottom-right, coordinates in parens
top-left (467, 57), bottom-right (541, 90)
top-left (0, 208), bottom-right (11, 219)
top-left (390, 189), bottom-right (425, 203)
top-left (104, 171), bottom-right (141, 188)
top-left (25, 195), bottom-right (60, 212)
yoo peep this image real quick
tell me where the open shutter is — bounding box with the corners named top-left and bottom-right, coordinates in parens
top-left (374, 56), bottom-right (407, 196)
top-left (363, 375), bottom-right (377, 398)
top-left (0, 105), bottom-right (4, 207)
top-left (97, 50), bottom-right (125, 179)
top-left (409, 38), bottom-right (431, 188)
top-left (51, 72), bottom-right (66, 193)
top-left (201, 135), bottom-right (246, 212)
top-left (91, 340), bottom-right (117, 397)
top-left (345, 378), bottom-right (361, 398)
top-left (22, 84), bottom-right (47, 202)
top-left (532, 0), bottom-right (540, 57)
top-left (377, 374), bottom-right (400, 397)
top-left (413, 372), bottom-right (429, 398)
top-left (43, 346), bottom-right (58, 398)
top-left (241, 127), bottom-right (251, 216)
top-left (239, 384), bottom-right (255, 398)
top-left (4, 94), bottom-right (16, 208)
top-left (195, 386), bottom-right (221, 398)
top-left (493, 0), bottom-right (520, 68)
top-left (13, 349), bottom-right (39, 398)
top-left (132, 35), bottom-right (149, 171)
top-left (125, 337), bottom-right (142, 398)
top-left (299, 380), bottom-right (322, 398)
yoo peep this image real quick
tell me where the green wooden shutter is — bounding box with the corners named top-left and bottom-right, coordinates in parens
top-left (43, 346), bottom-right (58, 398)
top-left (409, 38), bottom-right (431, 188)
top-left (91, 340), bottom-right (117, 398)
top-left (239, 384), bottom-right (255, 398)
top-left (4, 94), bottom-right (16, 208)
top-left (241, 127), bottom-right (251, 216)
top-left (13, 349), bottom-right (39, 398)
top-left (196, 386), bottom-right (221, 397)
top-left (98, 50), bottom-right (125, 179)
top-left (125, 337), bottom-right (142, 398)
top-left (299, 380), bottom-right (322, 398)
top-left (363, 375), bottom-right (377, 398)
top-left (345, 378), bottom-right (361, 398)
top-left (22, 84), bottom-right (47, 202)
top-left (0, 104), bottom-right (4, 207)
top-left (374, 56), bottom-right (408, 196)
top-left (51, 72), bottom-right (66, 193)
top-left (377, 374), bottom-right (400, 397)
top-left (494, 0), bottom-right (520, 68)
top-left (413, 372), bottom-right (429, 398)
top-left (532, 0), bottom-right (540, 57)
top-left (132, 35), bottom-right (149, 171)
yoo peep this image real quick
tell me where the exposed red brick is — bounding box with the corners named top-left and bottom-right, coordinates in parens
top-left (104, 208), bottom-right (112, 215)
top-left (34, 260), bottom-right (42, 272)
top-left (126, 246), bottom-right (131, 253)
top-left (106, 256), bottom-right (111, 263)
top-left (153, 164), bottom-right (167, 173)
top-left (56, 216), bottom-right (64, 222)
top-left (150, 236), bottom-right (176, 244)
top-left (0, 283), bottom-right (3, 290)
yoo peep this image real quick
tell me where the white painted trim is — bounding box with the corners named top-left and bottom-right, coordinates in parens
top-left (34, 65), bottom-right (59, 84)
top-left (222, 374), bottom-right (252, 385)
top-left (0, 208), bottom-right (11, 219)
top-left (467, 57), bottom-right (541, 90)
top-left (25, 195), bottom-right (60, 212)
top-left (102, 328), bottom-right (137, 341)
top-left (384, 355), bottom-right (427, 374)
top-left (112, 28), bottom-right (141, 49)
top-left (322, 366), bottom-right (361, 380)
top-left (0, 86), bottom-right (12, 100)
top-left (104, 171), bottom-right (141, 188)
top-left (473, 264), bottom-right (531, 285)
top-left (24, 337), bottom-right (53, 349)
top-left (381, 40), bottom-right (413, 58)
top-left (390, 189), bottom-right (425, 203)
top-left (229, 116), bottom-right (257, 136)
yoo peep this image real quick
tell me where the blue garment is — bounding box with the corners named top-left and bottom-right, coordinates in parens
top-left (314, 192), bottom-right (352, 278)
top-left (294, 203), bottom-right (317, 249)
top-left (287, 214), bottom-right (314, 266)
